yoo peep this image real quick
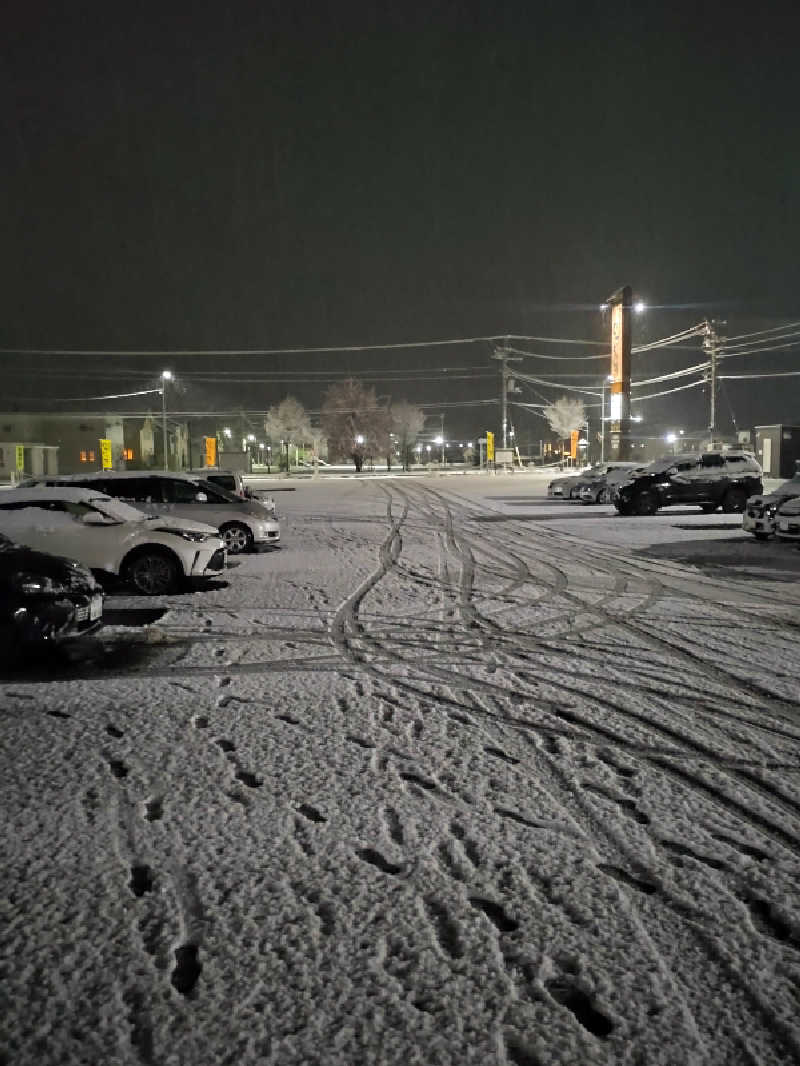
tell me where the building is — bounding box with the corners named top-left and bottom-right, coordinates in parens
top-left (0, 441), bottom-right (60, 480)
top-left (754, 425), bottom-right (800, 478)
top-left (0, 412), bottom-right (191, 475)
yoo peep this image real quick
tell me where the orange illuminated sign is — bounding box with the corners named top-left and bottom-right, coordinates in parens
top-left (570, 430), bottom-right (579, 459)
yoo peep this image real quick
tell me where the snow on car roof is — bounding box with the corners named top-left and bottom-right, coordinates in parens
top-left (37, 470), bottom-right (200, 481)
top-left (0, 486), bottom-right (114, 503)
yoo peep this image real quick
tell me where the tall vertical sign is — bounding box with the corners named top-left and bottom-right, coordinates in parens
top-left (608, 285), bottom-right (632, 461)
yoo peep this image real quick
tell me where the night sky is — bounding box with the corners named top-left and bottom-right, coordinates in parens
top-left (2, 1), bottom-right (799, 441)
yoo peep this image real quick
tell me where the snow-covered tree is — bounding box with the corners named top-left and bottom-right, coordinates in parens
top-left (264, 396), bottom-right (312, 470)
top-left (391, 400), bottom-right (425, 471)
top-left (543, 396), bottom-right (586, 440)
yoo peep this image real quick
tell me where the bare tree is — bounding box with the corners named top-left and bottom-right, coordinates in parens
top-left (320, 379), bottom-right (390, 472)
top-left (391, 400), bottom-right (425, 471)
top-left (264, 396), bottom-right (312, 470)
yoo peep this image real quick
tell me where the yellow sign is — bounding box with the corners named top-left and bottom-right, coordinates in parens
top-left (99, 439), bottom-right (113, 469)
top-left (15, 444), bottom-right (25, 471)
top-left (486, 431), bottom-right (495, 462)
top-left (570, 430), bottom-right (579, 459)
top-left (205, 436), bottom-right (217, 467)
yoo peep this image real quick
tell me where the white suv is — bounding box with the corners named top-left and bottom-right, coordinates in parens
top-left (29, 472), bottom-right (280, 554)
top-left (0, 487), bottom-right (226, 595)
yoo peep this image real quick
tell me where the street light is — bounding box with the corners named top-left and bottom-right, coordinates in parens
top-left (434, 434), bottom-right (444, 465)
top-left (634, 301), bottom-right (646, 314)
top-left (161, 370), bottom-right (173, 471)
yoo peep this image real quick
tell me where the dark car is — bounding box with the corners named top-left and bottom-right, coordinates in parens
top-left (612, 451), bottom-right (763, 516)
top-left (0, 532), bottom-right (104, 659)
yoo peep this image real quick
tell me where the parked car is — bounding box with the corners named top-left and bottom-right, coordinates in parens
top-left (185, 469), bottom-right (276, 512)
top-left (612, 452), bottom-right (763, 516)
top-left (27, 471), bottom-right (280, 554)
top-left (547, 466), bottom-right (594, 498)
top-left (743, 472), bottom-right (800, 539)
top-left (0, 532), bottom-right (104, 659)
top-left (0, 487), bottom-right (226, 595)
top-left (775, 496), bottom-right (800, 542)
top-left (575, 463), bottom-right (643, 504)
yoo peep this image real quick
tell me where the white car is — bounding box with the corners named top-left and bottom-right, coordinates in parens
top-left (775, 495), bottom-right (800, 542)
top-left (0, 487), bottom-right (226, 595)
top-left (28, 471), bottom-right (280, 554)
top-left (743, 473), bottom-right (800, 540)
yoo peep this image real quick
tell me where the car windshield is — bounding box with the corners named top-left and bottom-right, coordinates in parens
top-left (89, 496), bottom-right (148, 523)
top-left (775, 475), bottom-right (800, 493)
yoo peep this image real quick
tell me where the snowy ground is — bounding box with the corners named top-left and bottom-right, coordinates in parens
top-left (3, 473), bottom-right (800, 1066)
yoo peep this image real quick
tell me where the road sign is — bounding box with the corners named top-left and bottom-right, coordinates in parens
top-left (99, 438), bottom-right (113, 469)
top-left (486, 431), bottom-right (495, 462)
top-left (204, 436), bottom-right (217, 467)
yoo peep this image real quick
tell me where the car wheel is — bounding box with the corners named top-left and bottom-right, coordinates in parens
top-left (634, 490), bottom-right (659, 516)
top-left (616, 499), bottom-right (633, 516)
top-left (722, 487), bottom-right (748, 513)
top-left (753, 531), bottom-right (770, 541)
top-left (700, 503), bottom-right (718, 513)
top-left (124, 549), bottom-right (181, 596)
top-left (221, 522), bottom-right (254, 554)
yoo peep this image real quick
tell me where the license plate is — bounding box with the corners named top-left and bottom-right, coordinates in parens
top-left (89, 595), bottom-right (103, 620)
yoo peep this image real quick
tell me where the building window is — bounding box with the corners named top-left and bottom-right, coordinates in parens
top-left (80, 450), bottom-right (87, 463)
top-left (88, 450), bottom-right (96, 462)
top-left (122, 447), bottom-right (134, 460)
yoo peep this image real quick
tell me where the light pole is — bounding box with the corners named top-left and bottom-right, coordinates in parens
top-left (161, 370), bottom-right (172, 470)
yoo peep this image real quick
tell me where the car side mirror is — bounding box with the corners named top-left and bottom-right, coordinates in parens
top-left (195, 492), bottom-right (208, 502)
top-left (82, 511), bottom-right (110, 525)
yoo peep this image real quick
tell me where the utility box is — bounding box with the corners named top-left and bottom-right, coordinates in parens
top-left (754, 425), bottom-right (800, 478)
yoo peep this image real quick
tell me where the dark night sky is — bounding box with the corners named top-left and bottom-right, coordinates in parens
top-left (2, 1), bottom-right (799, 440)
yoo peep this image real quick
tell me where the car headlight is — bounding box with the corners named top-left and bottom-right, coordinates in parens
top-left (15, 573), bottom-right (68, 595)
top-left (155, 528), bottom-right (209, 543)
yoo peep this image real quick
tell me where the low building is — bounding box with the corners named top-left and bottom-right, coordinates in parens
top-left (0, 412), bottom-right (192, 475)
top-left (754, 425), bottom-right (800, 478)
top-left (0, 441), bottom-right (59, 480)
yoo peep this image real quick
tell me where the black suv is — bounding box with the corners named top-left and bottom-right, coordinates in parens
top-left (612, 452), bottom-right (763, 516)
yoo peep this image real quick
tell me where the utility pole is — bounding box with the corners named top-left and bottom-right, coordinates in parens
top-left (491, 340), bottom-right (522, 449)
top-left (703, 319), bottom-right (725, 447)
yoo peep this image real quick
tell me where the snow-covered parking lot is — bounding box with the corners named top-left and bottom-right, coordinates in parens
top-left (3, 473), bottom-right (800, 1066)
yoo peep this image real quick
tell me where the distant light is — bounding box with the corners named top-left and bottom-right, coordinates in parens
top-left (634, 301), bottom-right (646, 314)
top-left (631, 415), bottom-right (643, 423)
top-left (223, 427), bottom-right (232, 438)
top-left (665, 432), bottom-right (677, 443)
top-left (247, 434), bottom-right (255, 441)
top-left (258, 442), bottom-right (265, 448)
top-left (679, 429), bottom-right (685, 435)
top-left (600, 303), bottom-right (609, 312)
top-left (355, 434), bottom-right (364, 445)
top-left (606, 374), bottom-right (614, 382)
top-left (467, 441), bottom-right (473, 447)
top-left (161, 369), bottom-right (173, 380)
top-left (434, 435), bottom-right (443, 444)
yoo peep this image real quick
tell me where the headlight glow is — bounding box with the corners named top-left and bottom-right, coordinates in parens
top-left (155, 528), bottom-right (209, 543)
top-left (15, 573), bottom-right (67, 595)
